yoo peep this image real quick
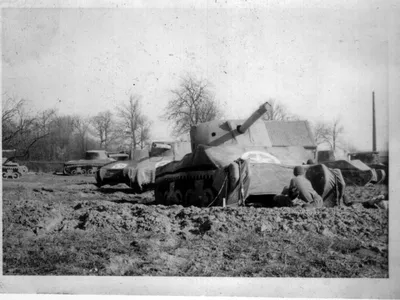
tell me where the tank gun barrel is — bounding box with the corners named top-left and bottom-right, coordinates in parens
top-left (237, 102), bottom-right (271, 134)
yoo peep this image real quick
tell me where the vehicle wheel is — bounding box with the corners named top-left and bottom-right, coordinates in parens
top-left (171, 190), bottom-right (183, 205)
top-left (200, 188), bottom-right (215, 207)
top-left (80, 169), bottom-right (86, 175)
top-left (71, 169), bottom-right (77, 175)
top-left (3, 172), bottom-right (7, 179)
top-left (163, 191), bottom-right (170, 206)
top-left (184, 189), bottom-right (195, 207)
top-left (87, 168), bottom-right (93, 175)
top-left (12, 172), bottom-right (20, 179)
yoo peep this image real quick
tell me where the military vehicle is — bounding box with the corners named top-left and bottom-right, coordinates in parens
top-left (154, 102), bottom-right (319, 207)
top-left (322, 159), bottom-right (376, 186)
top-left (63, 150), bottom-right (116, 175)
top-left (2, 150), bottom-right (28, 179)
top-left (108, 152), bottom-right (130, 161)
top-left (315, 150), bottom-right (386, 185)
top-left (96, 141), bottom-right (191, 192)
top-left (347, 151), bottom-right (387, 184)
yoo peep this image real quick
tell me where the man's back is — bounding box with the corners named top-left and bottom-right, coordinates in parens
top-left (290, 175), bottom-right (320, 204)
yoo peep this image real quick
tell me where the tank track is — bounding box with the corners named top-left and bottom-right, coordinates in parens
top-left (2, 166), bottom-right (22, 179)
top-left (153, 163), bottom-right (245, 208)
top-left (155, 170), bottom-right (221, 207)
top-left (63, 164), bottom-right (101, 176)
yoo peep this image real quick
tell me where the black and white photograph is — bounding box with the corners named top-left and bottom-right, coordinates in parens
top-left (1, 0), bottom-right (399, 298)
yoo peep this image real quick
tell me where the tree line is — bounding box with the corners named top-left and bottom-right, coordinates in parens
top-left (2, 94), bottom-right (151, 161)
top-left (2, 74), bottom-right (349, 162)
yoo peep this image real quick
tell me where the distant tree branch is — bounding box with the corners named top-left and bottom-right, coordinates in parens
top-left (162, 74), bottom-right (221, 137)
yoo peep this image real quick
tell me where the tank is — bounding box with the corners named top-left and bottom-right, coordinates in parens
top-left (316, 150), bottom-right (335, 163)
top-left (2, 150), bottom-right (28, 179)
top-left (95, 141), bottom-right (191, 192)
top-left (315, 150), bottom-right (387, 185)
top-left (154, 102), bottom-right (317, 207)
top-left (63, 150), bottom-right (116, 175)
top-left (347, 151), bottom-right (387, 184)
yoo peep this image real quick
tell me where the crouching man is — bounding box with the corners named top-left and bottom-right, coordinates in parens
top-left (288, 166), bottom-right (323, 208)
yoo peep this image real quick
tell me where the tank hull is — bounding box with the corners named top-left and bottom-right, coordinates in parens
top-left (154, 144), bottom-right (314, 207)
top-left (63, 159), bottom-right (115, 175)
top-left (95, 160), bottom-right (137, 187)
top-left (2, 165), bottom-right (22, 179)
top-left (95, 142), bottom-right (191, 192)
top-left (2, 160), bottom-right (25, 180)
top-left (322, 160), bottom-right (375, 186)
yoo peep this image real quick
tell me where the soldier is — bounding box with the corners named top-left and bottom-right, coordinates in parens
top-left (288, 166), bottom-right (323, 208)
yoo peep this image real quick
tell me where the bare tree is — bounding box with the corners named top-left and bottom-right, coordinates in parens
top-left (116, 95), bottom-right (151, 151)
top-left (91, 110), bottom-right (114, 149)
top-left (137, 115), bottom-right (152, 149)
top-left (48, 115), bottom-right (78, 160)
top-left (312, 121), bottom-right (331, 146)
top-left (163, 75), bottom-right (221, 136)
top-left (312, 118), bottom-right (344, 151)
top-left (2, 94), bottom-right (26, 125)
top-left (331, 118), bottom-right (344, 152)
top-left (2, 95), bottom-right (57, 158)
top-left (73, 116), bottom-right (91, 154)
top-left (261, 99), bottom-right (298, 121)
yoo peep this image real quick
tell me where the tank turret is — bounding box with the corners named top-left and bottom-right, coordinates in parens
top-left (190, 102), bottom-right (272, 151)
top-left (237, 102), bottom-right (272, 134)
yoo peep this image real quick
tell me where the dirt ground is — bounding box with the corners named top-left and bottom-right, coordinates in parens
top-left (2, 172), bottom-right (388, 277)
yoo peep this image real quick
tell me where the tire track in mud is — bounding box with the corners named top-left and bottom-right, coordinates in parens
top-left (2, 173), bottom-right (389, 277)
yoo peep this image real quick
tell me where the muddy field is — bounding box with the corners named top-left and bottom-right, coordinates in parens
top-left (2, 172), bottom-right (388, 277)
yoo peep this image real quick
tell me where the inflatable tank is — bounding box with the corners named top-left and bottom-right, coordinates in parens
top-left (95, 141), bottom-right (191, 192)
top-left (347, 151), bottom-right (387, 184)
top-left (2, 150), bottom-right (28, 179)
top-left (154, 102), bottom-right (318, 207)
top-left (63, 150), bottom-right (116, 175)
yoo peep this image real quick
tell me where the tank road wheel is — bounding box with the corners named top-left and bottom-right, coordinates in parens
top-left (171, 190), bottom-right (183, 205)
top-left (184, 189), bottom-right (195, 207)
top-left (154, 185), bottom-right (166, 205)
top-left (200, 188), bottom-right (216, 207)
top-left (163, 191), bottom-right (170, 206)
top-left (71, 169), bottom-right (77, 175)
top-left (80, 169), bottom-right (86, 175)
top-left (87, 168), bottom-right (94, 175)
top-left (12, 172), bottom-right (20, 179)
top-left (3, 172), bottom-right (7, 179)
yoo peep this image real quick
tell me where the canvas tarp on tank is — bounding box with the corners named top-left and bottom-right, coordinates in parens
top-left (127, 142), bottom-right (192, 189)
top-left (322, 159), bottom-right (373, 186)
top-left (131, 148), bottom-right (150, 161)
top-left (246, 163), bottom-right (294, 196)
top-left (157, 144), bottom-right (311, 176)
top-left (156, 144), bottom-right (313, 197)
top-left (305, 164), bottom-right (346, 207)
top-left (127, 157), bottom-right (171, 189)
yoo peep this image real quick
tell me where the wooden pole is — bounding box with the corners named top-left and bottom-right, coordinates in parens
top-left (372, 91), bottom-right (377, 151)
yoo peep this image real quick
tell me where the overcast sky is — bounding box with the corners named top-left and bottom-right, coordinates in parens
top-left (2, 1), bottom-right (398, 151)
